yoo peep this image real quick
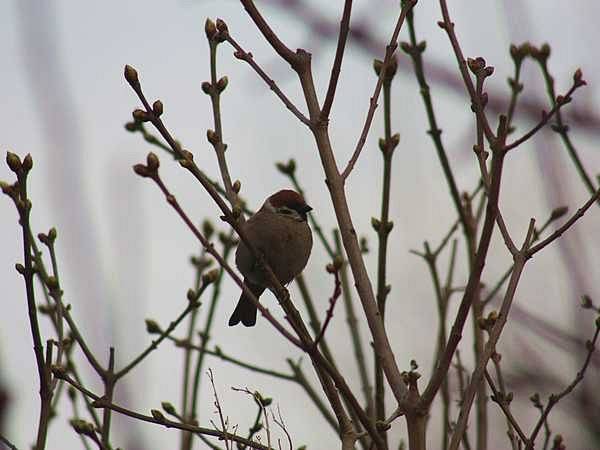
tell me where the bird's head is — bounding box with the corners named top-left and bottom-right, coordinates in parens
top-left (263, 189), bottom-right (312, 222)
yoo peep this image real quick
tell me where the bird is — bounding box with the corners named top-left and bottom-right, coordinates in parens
top-left (229, 189), bottom-right (313, 327)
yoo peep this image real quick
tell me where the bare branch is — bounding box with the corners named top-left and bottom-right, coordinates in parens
top-left (320, 0), bottom-right (353, 119)
top-left (341, 0), bottom-right (417, 179)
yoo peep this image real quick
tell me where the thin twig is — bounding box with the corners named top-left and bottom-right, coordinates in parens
top-left (484, 369), bottom-right (528, 444)
top-left (333, 231), bottom-right (373, 415)
top-left (223, 32), bottom-right (311, 127)
top-left (4, 154), bottom-right (53, 450)
top-left (320, 0), bottom-right (353, 119)
top-left (172, 339), bottom-right (296, 381)
top-left (341, 0), bottom-right (417, 179)
top-left (504, 81), bottom-right (586, 152)
top-left (527, 188), bottom-right (600, 257)
top-left (115, 287), bottom-right (207, 380)
top-left (56, 371), bottom-right (273, 450)
top-left (312, 267), bottom-right (342, 349)
top-left (0, 433), bottom-right (19, 450)
top-left (208, 369), bottom-right (231, 450)
top-left (527, 325), bottom-right (600, 448)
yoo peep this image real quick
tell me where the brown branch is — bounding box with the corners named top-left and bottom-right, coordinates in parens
top-left (3, 153), bottom-right (53, 450)
top-left (341, 0), bottom-right (417, 179)
top-left (333, 231), bottom-right (373, 417)
top-left (312, 265), bottom-right (342, 350)
top-left (447, 220), bottom-right (537, 450)
top-left (204, 23), bottom-right (237, 207)
top-left (238, 0), bottom-right (299, 67)
top-left (504, 80), bottom-right (586, 152)
top-left (54, 371), bottom-right (273, 450)
top-left (527, 188), bottom-right (600, 257)
top-left (222, 30), bottom-right (311, 127)
top-left (437, 0), bottom-right (495, 144)
top-left (420, 148), bottom-right (506, 408)
top-left (320, 0), bottom-right (353, 119)
top-left (485, 369), bottom-right (528, 444)
top-left (527, 325), bottom-right (600, 448)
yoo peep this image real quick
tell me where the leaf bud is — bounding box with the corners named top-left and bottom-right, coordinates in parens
top-left (146, 152), bottom-right (160, 170)
top-left (202, 268), bottom-right (220, 285)
top-left (201, 81), bottom-right (212, 94)
top-left (22, 154), bottom-right (33, 172)
top-left (540, 43), bottom-right (551, 59)
top-left (202, 220), bottom-right (214, 239)
top-left (373, 59), bottom-right (383, 76)
top-left (133, 164), bottom-right (151, 178)
top-left (275, 159), bottom-right (296, 176)
top-left (46, 276), bottom-right (59, 290)
top-left (124, 121), bottom-right (138, 132)
top-left (187, 289), bottom-right (197, 302)
top-left (70, 419), bottom-right (95, 436)
top-left (6, 152), bottom-right (22, 172)
top-left (467, 57), bottom-right (485, 75)
top-left (132, 109), bottom-right (150, 122)
top-left (207, 129), bottom-right (219, 145)
top-left (145, 319), bottom-right (162, 334)
top-left (151, 409), bottom-right (166, 422)
top-left (152, 100), bottom-right (163, 116)
top-left (360, 236), bottom-right (369, 253)
top-left (216, 18), bottom-right (228, 33)
top-left (124, 64), bottom-right (139, 86)
top-left (573, 68), bottom-right (586, 87)
top-left (161, 401), bottom-right (176, 415)
top-left (371, 217), bottom-right (381, 232)
top-left (216, 76), bottom-right (229, 92)
top-left (205, 18), bottom-right (217, 40)
top-left (400, 41), bottom-right (412, 55)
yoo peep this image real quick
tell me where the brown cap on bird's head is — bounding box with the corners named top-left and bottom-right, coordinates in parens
top-left (267, 189), bottom-right (312, 214)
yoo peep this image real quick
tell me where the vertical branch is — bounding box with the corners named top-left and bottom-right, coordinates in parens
top-left (3, 153), bottom-right (53, 450)
top-left (401, 5), bottom-right (468, 233)
top-left (100, 348), bottom-right (116, 449)
top-left (180, 240), bottom-right (211, 450)
top-left (532, 48), bottom-right (598, 202)
top-left (321, 0), bottom-right (353, 119)
top-left (372, 56), bottom-right (400, 440)
top-left (296, 274), bottom-right (336, 365)
top-left (334, 231), bottom-right (373, 415)
top-left (204, 20), bottom-right (238, 207)
top-left (189, 240), bottom-right (235, 429)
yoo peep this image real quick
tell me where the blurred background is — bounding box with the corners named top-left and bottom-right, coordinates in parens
top-left (1, 0), bottom-right (599, 449)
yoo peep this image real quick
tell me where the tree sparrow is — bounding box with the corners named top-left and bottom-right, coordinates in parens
top-left (229, 189), bottom-right (313, 326)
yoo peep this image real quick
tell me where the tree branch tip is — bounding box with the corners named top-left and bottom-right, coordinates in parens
top-left (205, 18), bottom-right (218, 40)
top-left (124, 64), bottom-right (139, 87)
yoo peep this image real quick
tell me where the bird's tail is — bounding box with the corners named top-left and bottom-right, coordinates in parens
top-left (228, 279), bottom-right (265, 327)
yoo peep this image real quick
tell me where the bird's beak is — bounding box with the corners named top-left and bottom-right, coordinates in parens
top-left (302, 205), bottom-right (313, 214)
